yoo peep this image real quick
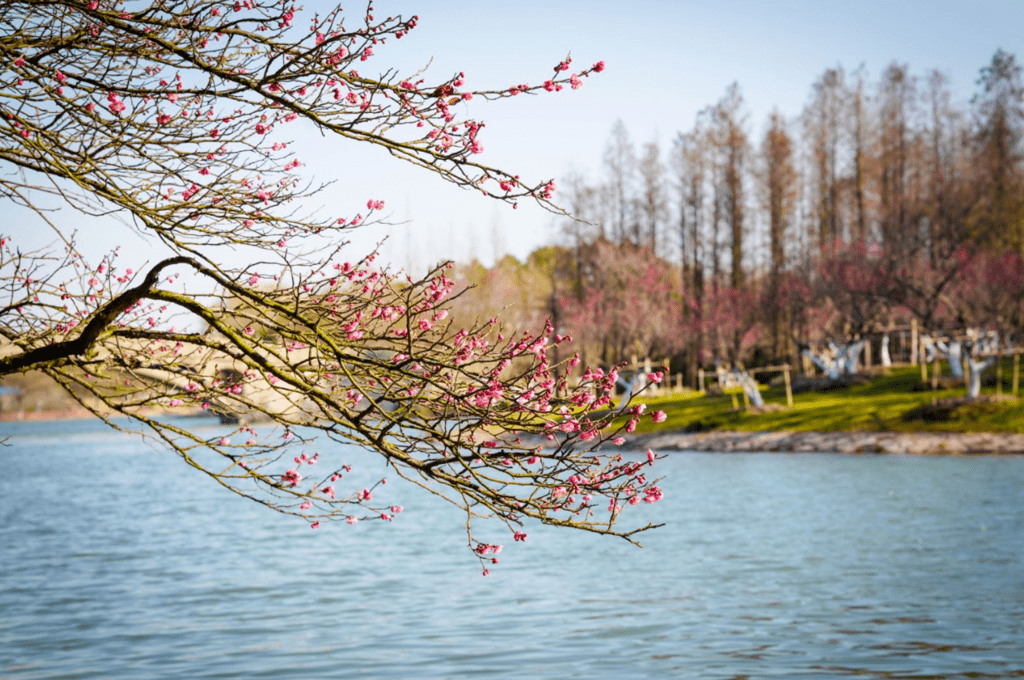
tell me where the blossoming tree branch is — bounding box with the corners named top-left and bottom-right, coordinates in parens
top-left (0, 0), bottom-right (664, 571)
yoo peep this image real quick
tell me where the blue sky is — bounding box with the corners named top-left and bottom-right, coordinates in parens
top-left (7, 0), bottom-right (1024, 275)
top-left (294, 0), bottom-right (1024, 272)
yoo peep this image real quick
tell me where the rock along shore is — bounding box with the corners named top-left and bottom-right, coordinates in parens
top-left (628, 430), bottom-right (1024, 455)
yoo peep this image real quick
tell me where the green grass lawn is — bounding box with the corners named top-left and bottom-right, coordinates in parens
top-left (629, 364), bottom-right (1024, 435)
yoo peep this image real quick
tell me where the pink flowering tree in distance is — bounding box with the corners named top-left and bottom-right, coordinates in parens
top-left (0, 0), bottom-right (665, 572)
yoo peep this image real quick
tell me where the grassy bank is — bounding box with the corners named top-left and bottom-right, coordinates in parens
top-left (630, 365), bottom-right (1024, 435)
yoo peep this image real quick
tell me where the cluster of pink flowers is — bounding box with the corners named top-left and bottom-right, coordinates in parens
top-left (106, 92), bottom-right (125, 115)
top-left (474, 543), bottom-right (502, 556)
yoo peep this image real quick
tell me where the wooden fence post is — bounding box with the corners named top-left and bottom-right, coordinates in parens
top-left (784, 365), bottom-right (793, 408)
top-left (697, 368), bottom-right (705, 394)
top-left (910, 318), bottom-right (918, 366)
top-left (920, 339), bottom-right (928, 384)
top-left (1013, 354), bottom-right (1019, 396)
top-left (997, 351), bottom-right (1004, 396)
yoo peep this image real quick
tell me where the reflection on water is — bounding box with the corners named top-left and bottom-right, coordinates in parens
top-left (1, 418), bottom-right (1023, 679)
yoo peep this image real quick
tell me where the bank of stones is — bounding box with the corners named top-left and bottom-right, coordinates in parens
top-left (628, 430), bottom-right (1024, 455)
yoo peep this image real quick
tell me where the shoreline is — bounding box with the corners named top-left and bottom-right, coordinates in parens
top-left (0, 408), bottom-right (100, 422)
top-left (629, 429), bottom-right (1024, 455)
top-left (0, 407), bottom-right (207, 422)
top-left (4, 410), bottom-right (1024, 454)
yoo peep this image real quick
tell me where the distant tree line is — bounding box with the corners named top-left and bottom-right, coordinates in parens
top-left (450, 51), bottom-right (1024, 385)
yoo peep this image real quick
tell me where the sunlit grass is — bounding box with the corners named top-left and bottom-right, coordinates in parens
top-left (628, 364), bottom-right (1024, 434)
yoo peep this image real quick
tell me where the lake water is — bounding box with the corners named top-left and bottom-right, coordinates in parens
top-left (1, 418), bottom-right (1023, 679)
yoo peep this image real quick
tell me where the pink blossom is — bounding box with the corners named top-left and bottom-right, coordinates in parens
top-left (613, 437), bottom-right (626, 445)
top-left (390, 505), bottom-right (403, 513)
top-left (358, 488), bottom-right (372, 501)
top-left (299, 500), bottom-right (312, 510)
top-left (652, 410), bottom-right (667, 423)
top-left (647, 449), bottom-right (656, 465)
top-left (347, 516), bottom-right (359, 525)
top-left (106, 92), bottom-right (125, 115)
top-left (643, 486), bottom-right (664, 503)
top-left (310, 521), bottom-right (320, 529)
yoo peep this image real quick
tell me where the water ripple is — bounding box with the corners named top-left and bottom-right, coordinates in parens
top-left (1, 423), bottom-right (1023, 678)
